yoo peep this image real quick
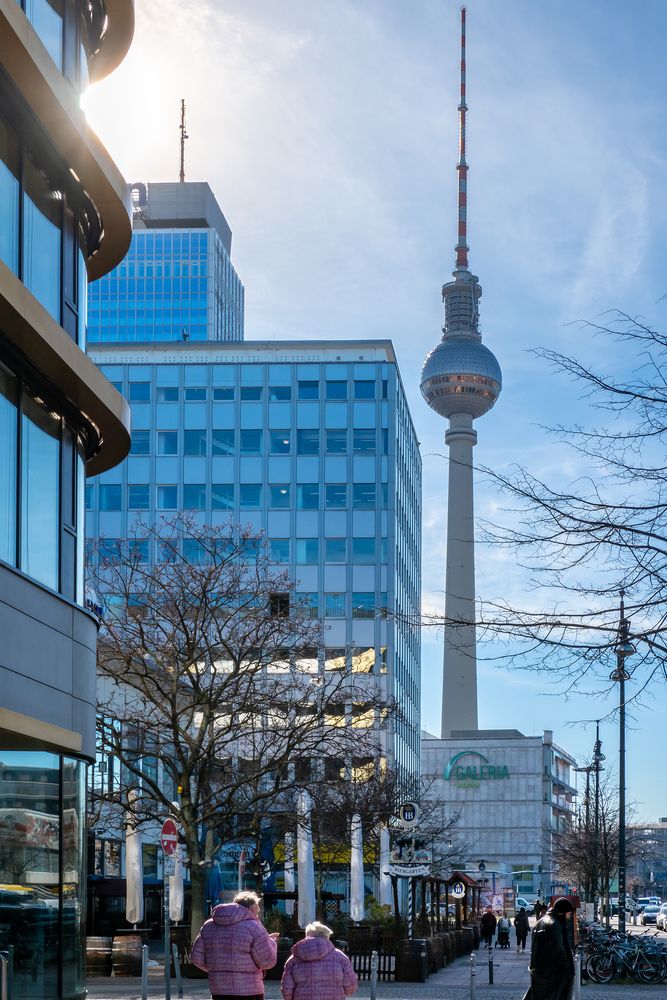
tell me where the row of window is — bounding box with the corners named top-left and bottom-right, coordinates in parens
top-left (17, 0), bottom-right (97, 90)
top-left (127, 428), bottom-right (389, 457)
top-left (93, 481), bottom-right (390, 512)
top-left (117, 379), bottom-right (388, 403)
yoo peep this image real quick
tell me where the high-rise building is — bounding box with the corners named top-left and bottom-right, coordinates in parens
top-left (420, 7), bottom-right (501, 739)
top-left (87, 181), bottom-right (245, 344)
top-left (86, 341), bottom-right (422, 809)
top-left (0, 1), bottom-right (133, 995)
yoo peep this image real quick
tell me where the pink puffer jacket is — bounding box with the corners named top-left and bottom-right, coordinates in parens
top-left (190, 903), bottom-right (277, 995)
top-left (281, 936), bottom-right (358, 1000)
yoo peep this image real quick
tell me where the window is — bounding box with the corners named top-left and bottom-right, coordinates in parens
top-left (157, 431), bottom-right (178, 455)
top-left (239, 538), bottom-right (261, 564)
top-left (382, 428), bottom-right (389, 454)
top-left (351, 647), bottom-right (375, 673)
top-left (325, 705), bottom-right (346, 728)
top-left (325, 648), bottom-right (346, 672)
top-left (269, 538), bottom-right (290, 562)
top-left (240, 429), bottom-right (262, 454)
top-left (295, 593), bottom-right (318, 619)
top-left (297, 380), bottom-right (318, 400)
top-left (297, 484), bottom-right (319, 509)
top-left (157, 485), bottom-right (177, 509)
top-left (269, 385), bottom-right (291, 401)
top-left (382, 379), bottom-right (388, 399)
top-left (212, 484), bottom-right (234, 510)
top-left (185, 386), bottom-right (206, 401)
top-left (325, 757), bottom-right (345, 780)
top-left (352, 592), bottom-right (375, 618)
top-left (325, 484), bottom-right (347, 508)
top-left (183, 538), bottom-right (207, 565)
top-left (184, 429), bottom-right (207, 456)
top-left (324, 593), bottom-right (346, 618)
top-left (269, 430), bottom-right (291, 454)
top-left (129, 430), bottom-right (150, 456)
top-left (213, 386), bottom-right (234, 401)
top-left (295, 538), bottom-right (318, 564)
top-left (128, 484), bottom-right (149, 510)
top-left (23, 156), bottom-right (61, 322)
top-left (128, 382), bottom-right (151, 403)
top-left (326, 380), bottom-right (347, 400)
top-left (21, 396), bottom-right (60, 590)
top-left (297, 429), bottom-right (319, 455)
top-left (269, 484), bottom-right (290, 508)
top-left (352, 704), bottom-right (375, 728)
top-left (99, 484), bottom-right (121, 511)
top-left (128, 538), bottom-right (149, 563)
top-left (240, 386), bottom-right (262, 401)
top-left (353, 429), bottom-right (375, 453)
top-left (354, 380), bottom-right (375, 399)
top-left (239, 484), bottom-right (261, 508)
top-left (99, 538), bottom-right (121, 561)
top-left (352, 537), bottom-right (376, 563)
top-left (0, 370), bottom-right (17, 565)
top-left (270, 593), bottom-right (290, 617)
top-left (26, 0), bottom-right (64, 69)
top-left (183, 484), bottom-right (206, 510)
top-left (84, 484), bottom-right (93, 510)
top-left (326, 429), bottom-right (347, 454)
top-left (212, 429), bottom-right (235, 456)
top-left (0, 117), bottom-right (19, 275)
top-left (353, 483), bottom-right (375, 508)
top-left (157, 386), bottom-right (179, 402)
top-left (325, 538), bottom-right (346, 562)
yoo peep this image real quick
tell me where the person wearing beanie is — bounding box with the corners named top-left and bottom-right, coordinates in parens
top-left (527, 897), bottom-right (575, 1000)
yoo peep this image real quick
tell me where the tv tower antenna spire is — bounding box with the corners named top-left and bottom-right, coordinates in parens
top-left (179, 99), bottom-right (189, 183)
top-left (455, 6), bottom-right (469, 270)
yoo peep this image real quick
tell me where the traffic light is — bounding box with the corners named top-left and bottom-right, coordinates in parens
top-left (537, 865), bottom-right (542, 874)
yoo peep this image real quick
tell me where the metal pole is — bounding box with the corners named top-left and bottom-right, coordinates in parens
top-left (370, 949), bottom-right (378, 1000)
top-left (0, 952), bottom-right (8, 1000)
top-left (164, 872), bottom-right (171, 1000)
top-left (141, 944), bottom-right (148, 1000)
top-left (172, 942), bottom-right (184, 999)
top-left (488, 952), bottom-right (493, 984)
top-left (618, 664), bottom-right (626, 936)
top-left (407, 878), bottom-right (414, 940)
top-left (469, 951), bottom-right (477, 1000)
top-left (573, 950), bottom-right (581, 1000)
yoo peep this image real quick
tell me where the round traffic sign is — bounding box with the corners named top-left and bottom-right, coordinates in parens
top-left (160, 817), bottom-right (178, 857)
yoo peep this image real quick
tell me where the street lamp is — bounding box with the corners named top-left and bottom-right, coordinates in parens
top-left (609, 589), bottom-right (634, 936)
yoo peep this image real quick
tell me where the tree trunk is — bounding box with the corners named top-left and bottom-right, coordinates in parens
top-left (190, 864), bottom-right (208, 944)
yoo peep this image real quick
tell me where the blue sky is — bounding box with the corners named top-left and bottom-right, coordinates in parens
top-left (86, 0), bottom-right (667, 820)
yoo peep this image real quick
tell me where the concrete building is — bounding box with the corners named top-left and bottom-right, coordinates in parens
top-left (422, 729), bottom-right (578, 900)
top-left (0, 0), bottom-right (133, 996)
top-left (87, 181), bottom-right (244, 344)
top-left (85, 339), bottom-right (422, 893)
top-left (627, 818), bottom-right (667, 899)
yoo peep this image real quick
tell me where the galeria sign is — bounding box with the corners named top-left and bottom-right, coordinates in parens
top-left (444, 751), bottom-right (510, 787)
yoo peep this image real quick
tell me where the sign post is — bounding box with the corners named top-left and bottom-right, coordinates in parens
top-left (161, 818), bottom-right (178, 1000)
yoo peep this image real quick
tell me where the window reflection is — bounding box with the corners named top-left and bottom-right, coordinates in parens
top-left (0, 369), bottom-right (17, 565)
top-left (23, 157), bottom-right (62, 323)
top-left (26, 0), bottom-right (64, 70)
top-left (21, 396), bottom-right (60, 591)
top-left (0, 117), bottom-right (19, 273)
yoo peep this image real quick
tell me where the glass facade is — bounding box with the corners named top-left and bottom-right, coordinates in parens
top-left (87, 228), bottom-right (244, 343)
top-left (86, 348), bottom-right (422, 790)
top-left (17, 0), bottom-right (104, 92)
top-left (0, 751), bottom-right (87, 1000)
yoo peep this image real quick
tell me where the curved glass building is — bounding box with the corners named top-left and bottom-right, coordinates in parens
top-left (0, 1), bottom-right (133, 995)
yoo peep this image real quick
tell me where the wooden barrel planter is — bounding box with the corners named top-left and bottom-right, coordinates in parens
top-left (441, 931), bottom-right (454, 964)
top-left (430, 935), bottom-right (444, 971)
top-left (111, 934), bottom-right (143, 977)
top-left (470, 923), bottom-right (481, 949)
top-left (460, 927), bottom-right (475, 954)
top-left (395, 939), bottom-right (429, 982)
top-left (85, 936), bottom-right (112, 977)
top-left (265, 937), bottom-right (293, 980)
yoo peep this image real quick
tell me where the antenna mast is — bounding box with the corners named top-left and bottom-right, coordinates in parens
top-left (179, 99), bottom-right (189, 183)
top-left (455, 7), bottom-right (469, 270)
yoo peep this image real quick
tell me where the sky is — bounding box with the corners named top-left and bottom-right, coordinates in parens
top-left (85, 0), bottom-right (667, 821)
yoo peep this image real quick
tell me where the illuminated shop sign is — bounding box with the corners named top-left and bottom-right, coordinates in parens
top-left (444, 751), bottom-right (510, 787)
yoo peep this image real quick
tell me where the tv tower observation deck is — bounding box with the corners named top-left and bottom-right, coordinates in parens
top-left (420, 7), bottom-right (502, 739)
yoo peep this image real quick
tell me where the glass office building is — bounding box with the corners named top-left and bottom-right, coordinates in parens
top-left (86, 341), bottom-right (422, 792)
top-left (87, 182), bottom-right (244, 344)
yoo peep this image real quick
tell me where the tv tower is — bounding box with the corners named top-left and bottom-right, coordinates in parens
top-left (420, 7), bottom-right (502, 739)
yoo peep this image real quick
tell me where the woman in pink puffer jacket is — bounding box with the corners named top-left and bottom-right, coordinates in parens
top-left (190, 890), bottom-right (278, 999)
top-left (281, 922), bottom-right (358, 1000)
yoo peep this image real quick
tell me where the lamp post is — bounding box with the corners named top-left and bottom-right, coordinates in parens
top-left (609, 590), bottom-right (634, 936)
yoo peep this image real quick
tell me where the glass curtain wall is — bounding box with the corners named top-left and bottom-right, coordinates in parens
top-left (0, 751), bottom-right (87, 1000)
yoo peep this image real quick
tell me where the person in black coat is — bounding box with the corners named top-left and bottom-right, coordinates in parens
top-left (514, 907), bottom-right (530, 952)
top-left (480, 907), bottom-right (497, 949)
top-left (527, 897), bottom-right (575, 1000)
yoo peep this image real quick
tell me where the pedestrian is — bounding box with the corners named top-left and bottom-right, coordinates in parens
top-left (526, 897), bottom-right (575, 1000)
top-left (497, 912), bottom-right (511, 949)
top-left (281, 921), bottom-right (357, 1000)
top-left (515, 906), bottom-right (530, 953)
top-left (480, 906), bottom-right (497, 949)
top-left (190, 890), bottom-right (278, 1000)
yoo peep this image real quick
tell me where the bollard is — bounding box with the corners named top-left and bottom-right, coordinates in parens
top-left (1, 952), bottom-right (8, 1000)
top-left (172, 943), bottom-right (184, 999)
top-left (140, 944), bottom-right (148, 1000)
top-left (573, 951), bottom-right (581, 1000)
top-left (488, 952), bottom-right (494, 985)
top-left (469, 951), bottom-right (476, 1000)
top-left (370, 949), bottom-right (378, 1000)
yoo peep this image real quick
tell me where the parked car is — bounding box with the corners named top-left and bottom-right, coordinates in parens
top-left (640, 904), bottom-right (661, 925)
top-left (636, 897), bottom-right (655, 912)
top-left (656, 903), bottom-right (667, 930)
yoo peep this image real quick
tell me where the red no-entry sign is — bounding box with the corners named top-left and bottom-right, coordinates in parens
top-left (160, 818), bottom-right (178, 857)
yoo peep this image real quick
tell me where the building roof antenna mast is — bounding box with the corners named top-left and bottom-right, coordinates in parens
top-left (179, 99), bottom-right (189, 183)
top-left (456, 5), bottom-right (469, 272)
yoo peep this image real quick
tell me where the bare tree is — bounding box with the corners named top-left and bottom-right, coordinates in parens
top-left (88, 516), bottom-right (395, 940)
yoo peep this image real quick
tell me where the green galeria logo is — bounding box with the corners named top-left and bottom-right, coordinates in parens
top-left (444, 751), bottom-right (510, 788)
